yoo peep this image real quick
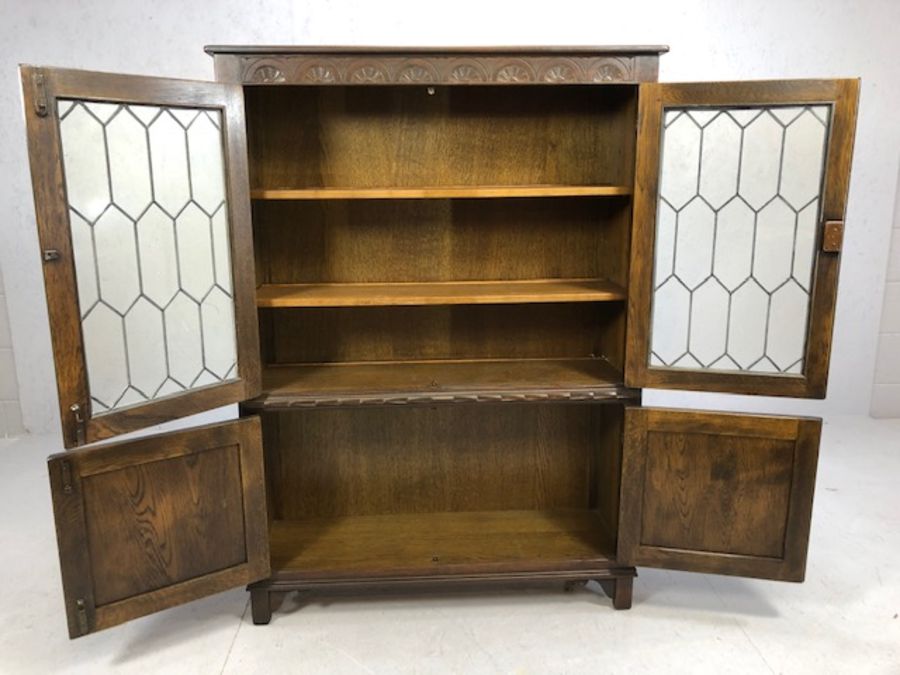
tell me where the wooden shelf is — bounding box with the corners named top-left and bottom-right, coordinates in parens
top-left (245, 357), bottom-right (633, 409)
top-left (256, 278), bottom-right (625, 308)
top-left (250, 185), bottom-right (632, 200)
top-left (268, 509), bottom-right (616, 580)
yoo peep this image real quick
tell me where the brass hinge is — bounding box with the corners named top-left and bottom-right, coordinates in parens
top-left (70, 403), bottom-right (86, 446)
top-left (32, 70), bottom-right (49, 117)
top-left (822, 220), bottom-right (844, 253)
top-left (75, 599), bottom-right (88, 635)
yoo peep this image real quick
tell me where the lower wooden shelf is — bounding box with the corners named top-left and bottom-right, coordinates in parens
top-left (244, 357), bottom-right (636, 409)
top-left (267, 509), bottom-right (617, 581)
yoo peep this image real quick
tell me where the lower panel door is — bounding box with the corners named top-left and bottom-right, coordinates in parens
top-left (618, 407), bottom-right (820, 581)
top-left (48, 417), bottom-right (270, 638)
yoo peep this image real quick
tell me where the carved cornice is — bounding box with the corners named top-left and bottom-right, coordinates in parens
top-left (214, 53), bottom-right (658, 85)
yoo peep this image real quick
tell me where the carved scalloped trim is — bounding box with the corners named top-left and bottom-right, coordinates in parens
top-left (244, 387), bottom-right (639, 410)
top-left (586, 57), bottom-right (631, 82)
top-left (538, 59), bottom-right (583, 83)
top-left (238, 54), bottom-right (640, 85)
top-left (246, 60), bottom-right (287, 84)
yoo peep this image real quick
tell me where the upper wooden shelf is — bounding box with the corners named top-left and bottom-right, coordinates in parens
top-left (256, 278), bottom-right (626, 308)
top-left (244, 357), bottom-right (635, 410)
top-left (250, 185), bottom-right (632, 200)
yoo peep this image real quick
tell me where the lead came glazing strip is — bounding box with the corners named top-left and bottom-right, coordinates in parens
top-left (648, 105), bottom-right (831, 375)
top-left (57, 99), bottom-right (238, 414)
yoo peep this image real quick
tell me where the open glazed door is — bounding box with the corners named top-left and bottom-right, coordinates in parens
top-left (626, 80), bottom-right (859, 397)
top-left (48, 417), bottom-right (269, 638)
top-left (618, 407), bottom-right (820, 581)
top-left (21, 66), bottom-right (260, 447)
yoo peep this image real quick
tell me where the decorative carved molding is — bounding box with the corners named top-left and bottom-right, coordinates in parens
top-left (449, 63), bottom-right (487, 83)
top-left (247, 63), bottom-right (286, 84)
top-left (228, 53), bottom-right (649, 85)
top-left (300, 63), bottom-right (339, 83)
top-left (494, 61), bottom-right (535, 83)
top-left (244, 386), bottom-right (640, 410)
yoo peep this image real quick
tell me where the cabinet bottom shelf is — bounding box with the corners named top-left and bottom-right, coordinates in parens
top-left (266, 509), bottom-right (618, 582)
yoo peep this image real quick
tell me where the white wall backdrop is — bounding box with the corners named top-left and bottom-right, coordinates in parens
top-left (871, 166), bottom-right (900, 416)
top-left (1, 0), bottom-right (898, 440)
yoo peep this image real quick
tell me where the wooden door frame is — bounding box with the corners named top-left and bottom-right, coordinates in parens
top-left (626, 79), bottom-right (859, 398)
top-left (20, 66), bottom-right (260, 447)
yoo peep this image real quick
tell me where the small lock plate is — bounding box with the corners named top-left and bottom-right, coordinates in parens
top-left (822, 220), bottom-right (844, 253)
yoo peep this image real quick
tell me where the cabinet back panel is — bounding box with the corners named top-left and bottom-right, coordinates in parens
top-left (264, 404), bottom-right (619, 518)
top-left (254, 198), bottom-right (630, 284)
top-left (262, 304), bottom-right (623, 364)
top-left (245, 85), bottom-right (637, 188)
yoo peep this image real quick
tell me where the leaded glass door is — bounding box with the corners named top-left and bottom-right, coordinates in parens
top-left (21, 66), bottom-right (260, 447)
top-left (626, 80), bottom-right (859, 397)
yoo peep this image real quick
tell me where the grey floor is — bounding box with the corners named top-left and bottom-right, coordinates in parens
top-left (0, 415), bottom-right (898, 674)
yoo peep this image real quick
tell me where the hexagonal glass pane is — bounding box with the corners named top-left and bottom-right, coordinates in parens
top-left (780, 107), bottom-right (830, 209)
top-left (649, 278), bottom-right (691, 365)
top-left (56, 99), bottom-right (239, 416)
top-left (653, 201), bottom-right (676, 288)
top-left (187, 111), bottom-right (226, 213)
top-left (673, 198), bottom-right (715, 290)
top-left (713, 199), bottom-right (754, 290)
top-left (698, 113), bottom-right (741, 209)
top-left (200, 287), bottom-right (237, 379)
top-left (124, 298), bottom-right (167, 396)
top-left (164, 292), bottom-right (204, 387)
top-left (659, 114), bottom-right (701, 210)
top-left (106, 108), bottom-right (152, 219)
top-left (753, 198), bottom-right (796, 292)
top-left (767, 281), bottom-right (811, 371)
top-left (176, 203), bottom-right (216, 301)
top-left (728, 280), bottom-right (769, 369)
top-left (59, 102), bottom-right (110, 221)
top-left (93, 206), bottom-right (140, 314)
top-left (739, 112), bottom-right (783, 209)
top-left (136, 204), bottom-right (180, 306)
top-left (650, 103), bottom-right (830, 376)
top-left (688, 279), bottom-right (729, 366)
top-left (82, 303), bottom-right (128, 410)
top-left (149, 111), bottom-right (191, 216)
top-left (70, 210), bottom-right (98, 315)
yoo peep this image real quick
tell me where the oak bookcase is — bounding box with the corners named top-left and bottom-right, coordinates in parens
top-left (19, 46), bottom-right (858, 637)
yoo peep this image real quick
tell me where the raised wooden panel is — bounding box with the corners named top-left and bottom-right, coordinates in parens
top-left (48, 417), bottom-right (269, 638)
top-left (618, 408), bottom-right (820, 581)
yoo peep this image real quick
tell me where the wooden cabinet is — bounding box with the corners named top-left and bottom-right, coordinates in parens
top-left (19, 46), bottom-right (859, 638)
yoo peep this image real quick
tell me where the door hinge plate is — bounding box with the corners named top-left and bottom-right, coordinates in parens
top-left (32, 70), bottom-right (49, 117)
top-left (822, 220), bottom-right (844, 253)
top-left (70, 403), bottom-right (87, 446)
top-left (75, 598), bottom-right (88, 635)
top-left (60, 459), bottom-right (74, 494)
